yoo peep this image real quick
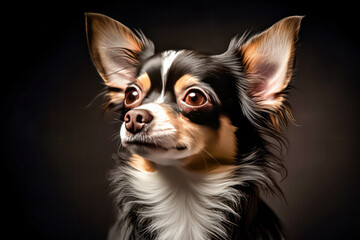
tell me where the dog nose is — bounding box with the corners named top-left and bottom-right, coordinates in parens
top-left (124, 109), bottom-right (153, 134)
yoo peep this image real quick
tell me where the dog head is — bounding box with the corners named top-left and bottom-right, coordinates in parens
top-left (86, 13), bottom-right (302, 171)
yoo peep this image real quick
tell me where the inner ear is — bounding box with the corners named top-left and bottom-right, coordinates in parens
top-left (85, 13), bottom-right (154, 99)
top-left (241, 16), bottom-right (303, 109)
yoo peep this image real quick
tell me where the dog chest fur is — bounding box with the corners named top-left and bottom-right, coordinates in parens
top-left (109, 162), bottom-right (244, 240)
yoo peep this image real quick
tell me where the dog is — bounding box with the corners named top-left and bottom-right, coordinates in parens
top-left (85, 13), bottom-right (302, 240)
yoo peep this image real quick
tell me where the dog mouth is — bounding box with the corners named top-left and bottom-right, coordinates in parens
top-left (124, 140), bottom-right (187, 151)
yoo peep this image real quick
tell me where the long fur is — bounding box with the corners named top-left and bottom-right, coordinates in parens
top-left (108, 150), bottom-right (285, 240)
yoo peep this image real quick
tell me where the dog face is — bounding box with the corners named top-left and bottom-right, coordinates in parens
top-left (86, 13), bottom-right (302, 171)
top-left (118, 51), bottom-right (240, 167)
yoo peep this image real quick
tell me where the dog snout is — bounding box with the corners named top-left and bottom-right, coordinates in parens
top-left (124, 109), bottom-right (153, 134)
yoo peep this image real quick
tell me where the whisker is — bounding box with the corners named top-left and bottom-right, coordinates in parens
top-left (202, 149), bottom-right (222, 166)
top-left (117, 141), bottom-right (123, 153)
top-left (84, 89), bottom-right (108, 108)
top-left (200, 151), bottom-right (208, 171)
top-left (112, 132), bottom-right (120, 141)
top-left (169, 138), bottom-right (178, 149)
top-left (153, 138), bottom-right (158, 148)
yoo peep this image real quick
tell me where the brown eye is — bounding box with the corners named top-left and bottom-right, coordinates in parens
top-left (124, 86), bottom-right (141, 107)
top-left (183, 89), bottom-right (206, 106)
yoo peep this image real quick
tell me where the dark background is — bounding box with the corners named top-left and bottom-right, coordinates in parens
top-left (3, 0), bottom-right (360, 239)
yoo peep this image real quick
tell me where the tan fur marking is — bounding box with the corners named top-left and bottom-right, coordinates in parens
top-left (174, 74), bottom-right (200, 95)
top-left (242, 39), bottom-right (262, 75)
top-left (107, 92), bottom-right (125, 106)
top-left (129, 154), bottom-right (155, 172)
top-left (205, 116), bottom-right (238, 162)
top-left (177, 116), bottom-right (238, 173)
top-left (135, 73), bottom-right (151, 94)
top-left (270, 114), bottom-right (281, 133)
top-left (105, 73), bottom-right (151, 108)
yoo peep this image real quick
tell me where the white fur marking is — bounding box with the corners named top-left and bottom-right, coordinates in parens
top-left (157, 51), bottom-right (181, 103)
top-left (112, 165), bottom-right (247, 240)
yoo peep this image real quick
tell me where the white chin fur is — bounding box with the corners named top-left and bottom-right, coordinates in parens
top-left (128, 146), bottom-right (191, 165)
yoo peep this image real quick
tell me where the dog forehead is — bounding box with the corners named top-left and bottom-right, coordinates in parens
top-left (139, 50), bottom-right (186, 83)
top-left (138, 50), bottom-right (213, 94)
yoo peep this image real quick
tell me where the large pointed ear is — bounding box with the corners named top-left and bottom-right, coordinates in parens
top-left (85, 13), bottom-right (154, 104)
top-left (240, 16), bottom-right (303, 110)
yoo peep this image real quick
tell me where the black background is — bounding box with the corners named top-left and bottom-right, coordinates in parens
top-left (3, 1), bottom-right (360, 239)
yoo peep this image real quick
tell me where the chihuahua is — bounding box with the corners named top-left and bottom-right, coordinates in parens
top-left (86, 13), bottom-right (302, 240)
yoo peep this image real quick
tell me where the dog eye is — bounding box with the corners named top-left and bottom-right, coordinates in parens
top-left (124, 86), bottom-right (141, 107)
top-left (183, 89), bottom-right (206, 106)
top-left (178, 88), bottom-right (213, 114)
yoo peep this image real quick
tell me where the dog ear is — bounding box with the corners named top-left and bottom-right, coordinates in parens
top-left (85, 13), bottom-right (154, 104)
top-left (240, 16), bottom-right (303, 110)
